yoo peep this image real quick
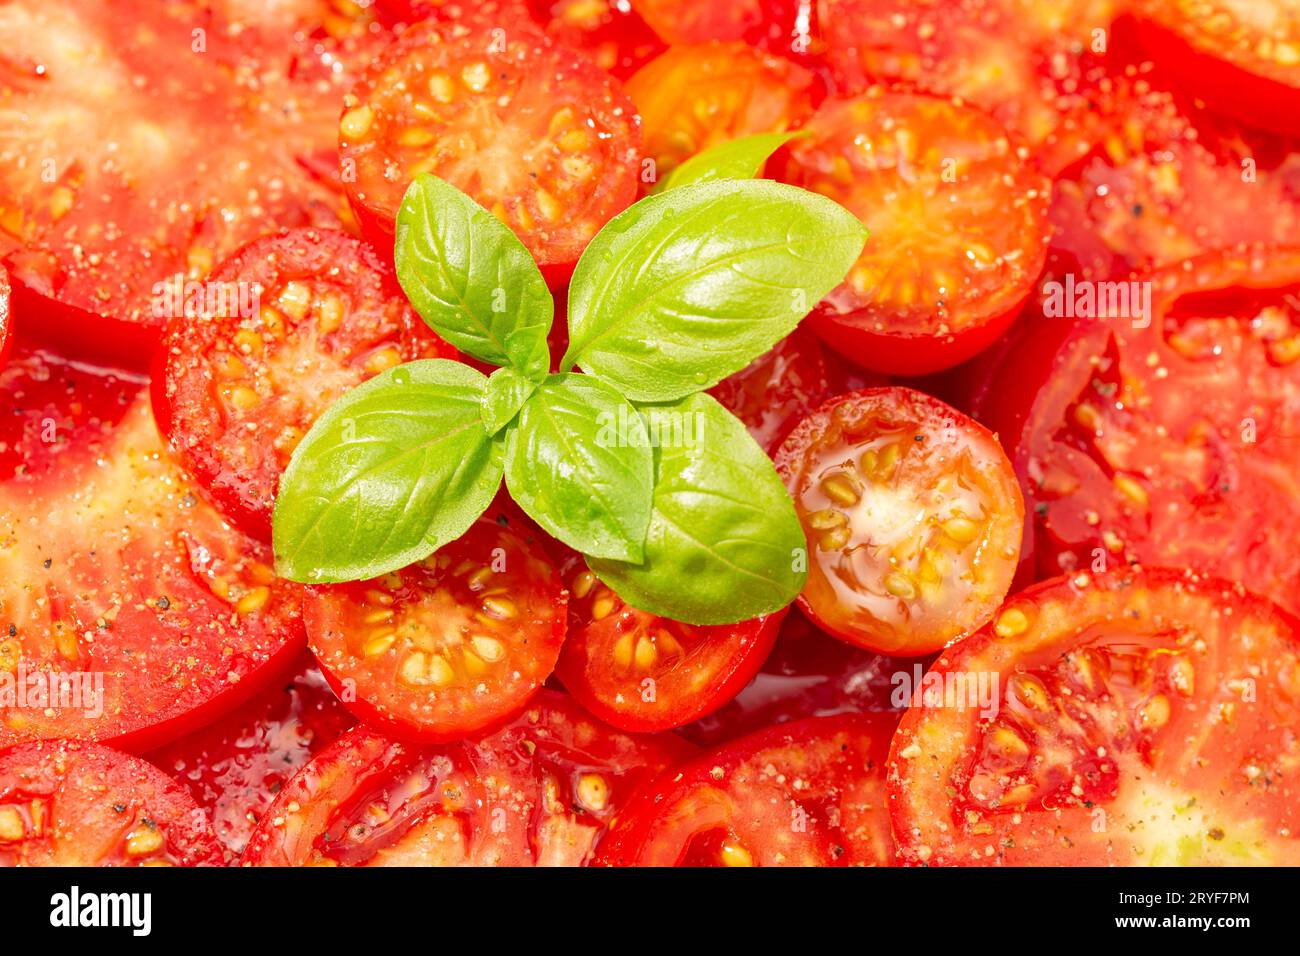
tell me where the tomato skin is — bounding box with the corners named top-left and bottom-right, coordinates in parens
top-left (776, 387), bottom-right (1023, 657)
top-left (306, 510), bottom-right (568, 743)
top-left (145, 652), bottom-right (354, 861)
top-left (240, 690), bottom-right (692, 866)
top-left (889, 568), bottom-right (1300, 866)
top-left (0, 348), bottom-right (307, 752)
top-left (153, 228), bottom-right (453, 541)
top-left (339, 16), bottom-right (641, 270)
top-left (554, 553), bottom-right (784, 733)
top-left (0, 739), bottom-right (225, 867)
top-left (595, 712), bottom-right (896, 866)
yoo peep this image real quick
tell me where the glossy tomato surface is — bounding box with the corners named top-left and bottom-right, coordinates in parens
top-left (0, 349), bottom-right (305, 750)
top-left (241, 690), bottom-right (692, 865)
top-left (890, 568), bottom-right (1300, 865)
top-left (0, 739), bottom-right (224, 866)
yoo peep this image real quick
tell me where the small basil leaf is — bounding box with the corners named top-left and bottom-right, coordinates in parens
top-left (273, 359), bottom-right (503, 582)
top-left (395, 174), bottom-right (552, 378)
top-left (657, 131), bottom-right (807, 192)
top-left (586, 393), bottom-right (805, 624)
top-left (505, 374), bottom-right (653, 562)
top-left (562, 180), bottom-right (867, 401)
top-left (481, 367), bottom-right (538, 436)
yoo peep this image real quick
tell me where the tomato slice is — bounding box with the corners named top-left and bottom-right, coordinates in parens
top-left (306, 508), bottom-right (567, 742)
top-left (682, 609), bottom-right (906, 747)
top-left (0, 0), bottom-right (357, 368)
top-left (529, 0), bottom-right (665, 78)
top-left (0, 739), bottom-right (224, 866)
top-left (0, 349), bottom-right (306, 750)
top-left (626, 41), bottom-right (816, 181)
top-left (153, 228), bottom-right (454, 541)
top-left (241, 690), bottom-right (692, 865)
top-left (595, 712), bottom-right (896, 866)
top-left (984, 246), bottom-right (1300, 623)
top-left (554, 551), bottom-right (784, 732)
top-left (1135, 0), bottom-right (1300, 135)
top-left (776, 387), bottom-right (1023, 656)
top-left (145, 651), bottom-right (354, 861)
top-left (890, 568), bottom-right (1300, 866)
top-left (776, 90), bottom-right (1050, 375)
top-left (339, 17), bottom-right (641, 271)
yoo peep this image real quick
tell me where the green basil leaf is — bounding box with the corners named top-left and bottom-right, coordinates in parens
top-left (395, 174), bottom-right (552, 379)
top-left (562, 180), bottom-right (867, 401)
top-left (481, 367), bottom-right (538, 436)
top-left (657, 131), bottom-right (806, 192)
top-left (586, 393), bottom-right (805, 624)
top-left (505, 374), bottom-right (653, 562)
top-left (273, 359), bottom-right (503, 582)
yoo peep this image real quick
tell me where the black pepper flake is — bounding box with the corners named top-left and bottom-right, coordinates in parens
top-left (42, 559), bottom-right (52, 569)
top-left (7, 625), bottom-right (14, 637)
top-left (112, 803), bottom-right (127, 813)
top-left (496, 513), bottom-right (510, 526)
top-left (157, 596), bottom-right (170, 610)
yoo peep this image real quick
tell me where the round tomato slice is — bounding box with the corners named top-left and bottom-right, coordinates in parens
top-left (595, 712), bottom-right (896, 866)
top-left (339, 17), bottom-right (641, 271)
top-left (153, 228), bottom-right (454, 541)
top-left (987, 246), bottom-right (1300, 621)
top-left (890, 568), bottom-right (1300, 866)
top-left (0, 349), bottom-right (306, 751)
top-left (554, 552), bottom-right (784, 732)
top-left (306, 508), bottom-right (567, 742)
top-left (1135, 0), bottom-right (1300, 135)
top-left (682, 609), bottom-right (906, 747)
top-left (776, 90), bottom-right (1051, 375)
top-left (145, 651), bottom-right (353, 861)
top-left (241, 690), bottom-right (692, 865)
top-left (626, 41), bottom-right (816, 181)
top-left (0, 0), bottom-right (353, 368)
top-left (776, 387), bottom-right (1024, 656)
top-left (0, 739), bottom-right (224, 866)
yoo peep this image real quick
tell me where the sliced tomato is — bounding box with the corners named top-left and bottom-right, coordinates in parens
top-left (0, 349), bottom-right (306, 750)
top-left (776, 387), bottom-right (1023, 656)
top-left (682, 610), bottom-right (905, 747)
top-left (626, 41), bottom-right (817, 181)
top-left (985, 245), bottom-right (1300, 623)
top-left (554, 552), bottom-right (784, 732)
top-left (0, 0), bottom-right (356, 368)
top-left (632, 0), bottom-right (814, 57)
top-left (529, 0), bottom-right (665, 78)
top-left (306, 508), bottom-right (567, 742)
top-left (145, 652), bottom-right (353, 861)
top-left (595, 712), bottom-right (895, 866)
top-left (1135, 0), bottom-right (1300, 135)
top-left (241, 690), bottom-right (691, 865)
top-left (339, 17), bottom-right (641, 272)
top-left (709, 326), bottom-right (886, 456)
top-left (890, 568), bottom-right (1300, 866)
top-left (0, 739), bottom-right (224, 866)
top-left (776, 90), bottom-right (1050, 375)
top-left (153, 228), bottom-right (454, 541)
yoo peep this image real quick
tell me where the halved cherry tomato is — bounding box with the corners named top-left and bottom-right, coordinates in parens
top-left (305, 507), bottom-right (567, 742)
top-left (146, 652), bottom-right (354, 861)
top-left (626, 41), bottom-right (816, 180)
top-left (0, 0), bottom-right (354, 368)
top-left (776, 90), bottom-right (1051, 375)
top-left (0, 739), bottom-right (224, 866)
top-left (554, 551), bottom-right (784, 732)
top-left (241, 690), bottom-right (692, 865)
top-left (338, 17), bottom-right (641, 271)
top-left (0, 349), bottom-right (305, 750)
top-left (595, 712), bottom-right (895, 866)
top-left (1135, 0), bottom-right (1300, 135)
top-left (984, 245), bottom-right (1300, 622)
top-left (682, 609), bottom-right (906, 747)
top-left (710, 326), bottom-right (886, 455)
top-left (776, 387), bottom-right (1023, 656)
top-left (890, 567), bottom-right (1300, 866)
top-left (153, 228), bottom-right (454, 541)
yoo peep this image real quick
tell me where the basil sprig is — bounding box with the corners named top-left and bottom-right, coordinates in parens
top-left (273, 169), bottom-right (866, 624)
